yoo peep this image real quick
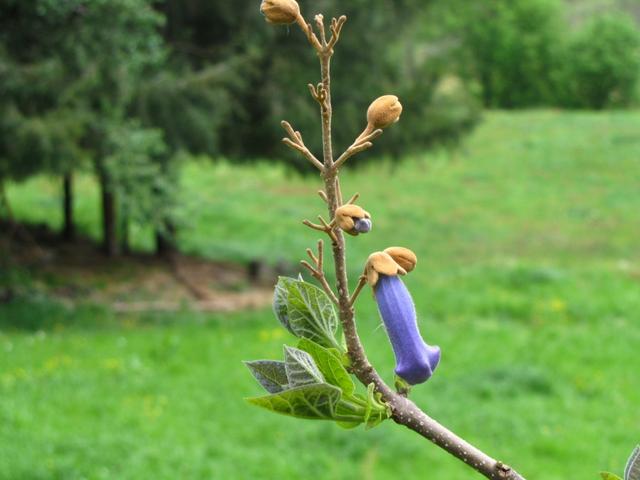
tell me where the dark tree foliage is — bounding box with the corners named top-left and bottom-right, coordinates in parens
top-left (0, 0), bottom-right (170, 254)
top-left (435, 0), bottom-right (640, 109)
top-left (158, 0), bottom-right (481, 169)
top-left (453, 0), bottom-right (564, 108)
top-left (561, 13), bottom-right (640, 109)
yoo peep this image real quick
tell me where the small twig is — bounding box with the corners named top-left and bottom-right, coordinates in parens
top-left (300, 240), bottom-right (339, 305)
top-left (349, 275), bottom-right (367, 307)
top-left (302, 216), bottom-right (338, 243)
top-left (317, 190), bottom-right (329, 204)
top-left (334, 128), bottom-right (384, 171)
top-left (345, 192), bottom-right (360, 205)
top-left (281, 120), bottom-right (324, 171)
top-left (314, 14), bottom-right (327, 46)
top-left (318, 215), bottom-right (333, 228)
top-left (334, 177), bottom-right (343, 205)
top-left (302, 219), bottom-right (328, 232)
top-left (295, 15), bottom-right (322, 52)
top-left (327, 16), bottom-right (347, 50)
top-left (308, 82), bottom-right (329, 111)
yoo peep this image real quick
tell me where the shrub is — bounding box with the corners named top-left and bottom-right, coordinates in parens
top-left (561, 13), bottom-right (640, 109)
top-left (456, 0), bottom-right (564, 108)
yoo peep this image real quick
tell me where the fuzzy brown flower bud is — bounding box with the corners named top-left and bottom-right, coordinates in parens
top-left (365, 252), bottom-right (407, 287)
top-left (384, 247), bottom-right (417, 273)
top-left (260, 0), bottom-right (300, 25)
top-left (335, 204), bottom-right (372, 236)
top-left (367, 95), bottom-right (403, 129)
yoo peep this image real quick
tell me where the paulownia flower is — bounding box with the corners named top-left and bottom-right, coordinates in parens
top-left (335, 204), bottom-right (372, 236)
top-left (260, 0), bottom-right (300, 25)
top-left (384, 246), bottom-right (417, 273)
top-left (365, 249), bottom-right (440, 385)
top-left (367, 95), bottom-right (403, 130)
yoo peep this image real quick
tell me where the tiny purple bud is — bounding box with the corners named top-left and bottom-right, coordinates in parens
top-left (374, 274), bottom-right (440, 385)
top-left (354, 218), bottom-right (372, 234)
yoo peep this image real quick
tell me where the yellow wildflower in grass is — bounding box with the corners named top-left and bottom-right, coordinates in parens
top-left (548, 298), bottom-right (567, 313)
top-left (259, 328), bottom-right (285, 342)
top-left (101, 358), bottom-right (124, 372)
top-left (43, 355), bottom-right (73, 373)
top-left (143, 395), bottom-right (168, 421)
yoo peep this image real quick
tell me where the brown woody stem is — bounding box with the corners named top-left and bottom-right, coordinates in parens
top-left (348, 275), bottom-right (367, 307)
top-left (297, 12), bottom-right (527, 480)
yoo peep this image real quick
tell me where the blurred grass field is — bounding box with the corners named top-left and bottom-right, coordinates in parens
top-left (2, 110), bottom-right (640, 479)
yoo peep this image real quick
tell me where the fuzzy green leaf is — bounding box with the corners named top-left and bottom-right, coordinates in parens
top-left (273, 277), bottom-right (296, 333)
top-left (625, 446), bottom-right (640, 480)
top-left (283, 345), bottom-right (325, 387)
top-left (246, 383), bottom-right (342, 420)
top-left (244, 360), bottom-right (288, 394)
top-left (276, 277), bottom-right (340, 349)
top-left (297, 338), bottom-right (355, 396)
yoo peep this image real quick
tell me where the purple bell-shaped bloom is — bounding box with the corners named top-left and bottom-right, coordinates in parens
top-left (372, 267), bottom-right (440, 385)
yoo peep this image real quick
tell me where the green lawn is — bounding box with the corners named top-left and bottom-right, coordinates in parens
top-left (2, 110), bottom-right (640, 479)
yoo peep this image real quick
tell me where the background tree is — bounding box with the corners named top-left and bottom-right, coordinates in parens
top-left (561, 13), bottom-right (640, 109)
top-left (158, 0), bottom-right (482, 169)
top-left (0, 0), bottom-right (171, 255)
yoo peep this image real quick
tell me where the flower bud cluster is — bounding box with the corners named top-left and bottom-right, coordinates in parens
top-left (367, 95), bottom-right (403, 130)
top-left (260, 0), bottom-right (300, 25)
top-left (335, 204), bottom-right (372, 236)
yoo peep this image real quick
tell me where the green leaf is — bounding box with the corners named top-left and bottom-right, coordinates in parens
top-left (273, 277), bottom-right (296, 334)
top-left (297, 338), bottom-right (355, 396)
top-left (601, 472), bottom-right (623, 480)
top-left (246, 383), bottom-right (342, 420)
top-left (625, 445), bottom-right (640, 480)
top-left (244, 360), bottom-right (288, 394)
top-left (283, 345), bottom-right (325, 387)
top-left (282, 278), bottom-right (341, 349)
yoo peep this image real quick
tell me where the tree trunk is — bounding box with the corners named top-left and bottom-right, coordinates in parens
top-left (120, 210), bottom-right (130, 255)
top-left (100, 175), bottom-right (118, 257)
top-left (155, 220), bottom-right (177, 258)
top-left (62, 172), bottom-right (74, 241)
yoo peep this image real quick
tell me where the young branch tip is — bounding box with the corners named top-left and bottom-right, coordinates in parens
top-left (333, 127), bottom-right (384, 171)
top-left (317, 190), bottom-right (329, 204)
top-left (300, 239), bottom-right (339, 305)
top-left (280, 120), bottom-right (324, 171)
top-left (327, 15), bottom-right (347, 50)
top-left (295, 14), bottom-right (322, 51)
top-left (346, 192), bottom-right (360, 205)
top-left (314, 14), bottom-right (327, 46)
top-left (349, 274), bottom-right (367, 307)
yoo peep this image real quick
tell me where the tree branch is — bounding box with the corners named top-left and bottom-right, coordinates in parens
top-left (300, 239), bottom-right (339, 305)
top-left (281, 120), bottom-right (324, 171)
top-left (310, 13), bottom-right (528, 480)
top-left (295, 14), bottom-right (322, 51)
top-left (302, 217), bottom-right (338, 243)
top-left (334, 128), bottom-right (383, 171)
top-left (348, 274), bottom-right (367, 307)
top-left (327, 16), bottom-right (347, 51)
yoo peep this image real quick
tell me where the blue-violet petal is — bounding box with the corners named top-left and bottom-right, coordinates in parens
top-left (374, 274), bottom-right (440, 385)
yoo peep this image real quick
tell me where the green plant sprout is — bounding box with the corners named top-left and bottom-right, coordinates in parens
top-left (245, 1), bottom-right (634, 478)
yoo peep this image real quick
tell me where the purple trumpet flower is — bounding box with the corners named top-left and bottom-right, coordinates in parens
top-left (374, 274), bottom-right (440, 385)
